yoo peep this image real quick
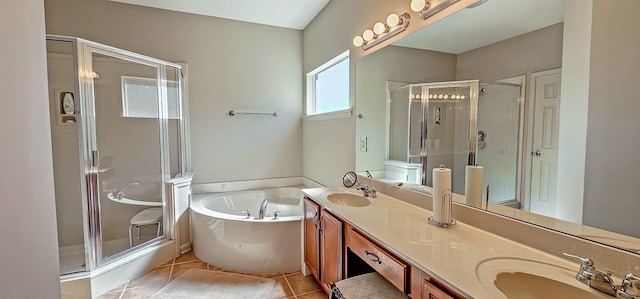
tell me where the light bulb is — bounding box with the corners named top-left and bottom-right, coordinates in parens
top-left (386, 13), bottom-right (401, 27)
top-left (353, 36), bottom-right (364, 47)
top-left (411, 0), bottom-right (428, 12)
top-left (363, 29), bottom-right (375, 42)
top-left (373, 22), bottom-right (388, 35)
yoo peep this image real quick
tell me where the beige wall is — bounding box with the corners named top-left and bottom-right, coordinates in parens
top-left (45, 0), bottom-right (303, 184)
top-left (583, 0), bottom-right (640, 237)
top-left (0, 0), bottom-right (61, 297)
top-left (456, 23), bottom-right (564, 81)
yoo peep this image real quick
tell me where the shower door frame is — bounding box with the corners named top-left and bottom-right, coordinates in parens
top-left (47, 35), bottom-right (188, 272)
top-left (414, 80), bottom-right (480, 186)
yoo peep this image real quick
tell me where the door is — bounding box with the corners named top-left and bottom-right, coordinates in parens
top-left (84, 47), bottom-right (168, 266)
top-left (320, 210), bottom-right (343, 288)
top-left (303, 198), bottom-right (320, 280)
top-left (529, 70), bottom-right (562, 216)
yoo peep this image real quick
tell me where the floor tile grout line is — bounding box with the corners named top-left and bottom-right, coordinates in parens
top-left (283, 274), bottom-right (298, 299)
top-left (167, 258), bottom-right (176, 282)
top-left (117, 280), bottom-right (129, 299)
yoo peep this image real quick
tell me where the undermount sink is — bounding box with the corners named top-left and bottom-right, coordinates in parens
top-left (476, 257), bottom-right (611, 299)
top-left (327, 193), bottom-right (372, 207)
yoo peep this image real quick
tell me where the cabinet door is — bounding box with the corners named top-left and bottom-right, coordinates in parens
top-left (422, 280), bottom-right (454, 299)
top-left (303, 198), bottom-right (320, 280)
top-left (320, 210), bottom-right (343, 287)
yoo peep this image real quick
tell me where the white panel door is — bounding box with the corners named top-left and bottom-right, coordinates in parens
top-left (530, 71), bottom-right (561, 216)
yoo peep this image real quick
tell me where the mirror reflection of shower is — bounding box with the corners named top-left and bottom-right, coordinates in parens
top-left (385, 80), bottom-right (522, 205)
top-left (46, 35), bottom-right (189, 276)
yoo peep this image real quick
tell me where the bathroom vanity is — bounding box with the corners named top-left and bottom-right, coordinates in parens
top-left (303, 187), bottom-right (617, 298)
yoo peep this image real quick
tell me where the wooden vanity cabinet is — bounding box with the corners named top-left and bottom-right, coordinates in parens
top-left (345, 224), bottom-right (408, 293)
top-left (304, 196), bottom-right (464, 298)
top-left (303, 197), bottom-right (343, 293)
top-left (410, 267), bottom-right (464, 299)
top-left (303, 197), bottom-right (320, 279)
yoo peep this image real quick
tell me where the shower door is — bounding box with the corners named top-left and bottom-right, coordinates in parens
top-left (80, 44), bottom-right (171, 267)
top-left (423, 81), bottom-right (478, 193)
top-left (475, 81), bottom-right (522, 204)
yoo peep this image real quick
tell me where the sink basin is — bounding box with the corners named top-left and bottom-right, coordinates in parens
top-left (327, 193), bottom-right (372, 207)
top-left (476, 257), bottom-right (611, 299)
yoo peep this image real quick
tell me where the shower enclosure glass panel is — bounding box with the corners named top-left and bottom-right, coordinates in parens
top-left (476, 82), bottom-right (522, 203)
top-left (89, 51), bottom-right (165, 265)
top-left (424, 84), bottom-right (474, 194)
top-left (46, 35), bottom-right (188, 276)
top-left (388, 85), bottom-right (419, 162)
top-left (46, 39), bottom-right (87, 275)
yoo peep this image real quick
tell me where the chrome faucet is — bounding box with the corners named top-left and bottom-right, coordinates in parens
top-left (359, 172), bottom-right (377, 198)
top-left (362, 184), bottom-right (377, 198)
top-left (112, 182), bottom-right (140, 199)
top-left (563, 253), bottom-right (618, 296)
top-left (618, 273), bottom-right (640, 299)
top-left (257, 197), bottom-right (270, 220)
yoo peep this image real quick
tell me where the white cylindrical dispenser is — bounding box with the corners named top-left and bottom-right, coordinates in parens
top-left (464, 165), bottom-right (484, 208)
top-left (431, 166), bottom-right (453, 226)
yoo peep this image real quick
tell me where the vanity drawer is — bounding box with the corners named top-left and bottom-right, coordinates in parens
top-left (346, 228), bottom-right (408, 292)
top-left (422, 280), bottom-right (454, 299)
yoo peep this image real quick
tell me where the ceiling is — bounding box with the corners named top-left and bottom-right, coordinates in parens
top-left (394, 0), bottom-right (566, 54)
top-left (109, 0), bottom-right (330, 30)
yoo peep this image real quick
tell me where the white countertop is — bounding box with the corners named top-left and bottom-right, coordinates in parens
top-left (302, 187), bottom-right (613, 299)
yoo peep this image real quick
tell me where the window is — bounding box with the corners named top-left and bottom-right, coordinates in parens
top-left (121, 76), bottom-right (179, 119)
top-left (306, 51), bottom-right (350, 118)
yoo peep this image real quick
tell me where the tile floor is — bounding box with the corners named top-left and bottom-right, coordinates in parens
top-left (96, 251), bottom-right (327, 299)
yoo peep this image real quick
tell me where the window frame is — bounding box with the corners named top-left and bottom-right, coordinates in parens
top-left (304, 50), bottom-right (352, 121)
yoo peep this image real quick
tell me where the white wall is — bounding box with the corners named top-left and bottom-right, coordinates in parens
top-left (0, 0), bottom-right (61, 297)
top-left (45, 0), bottom-right (303, 184)
top-left (555, 0), bottom-right (593, 223)
top-left (583, 0), bottom-right (640, 237)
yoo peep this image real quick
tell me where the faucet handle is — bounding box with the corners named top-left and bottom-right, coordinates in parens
top-left (273, 210), bottom-right (281, 220)
top-left (563, 252), bottom-right (595, 269)
top-left (241, 210), bottom-right (251, 219)
top-left (619, 272), bottom-right (640, 298)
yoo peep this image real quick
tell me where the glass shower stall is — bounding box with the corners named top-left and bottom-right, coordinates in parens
top-left (387, 80), bottom-right (522, 204)
top-left (45, 35), bottom-right (190, 276)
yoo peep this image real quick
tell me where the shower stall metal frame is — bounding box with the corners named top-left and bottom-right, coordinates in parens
top-left (388, 79), bottom-right (523, 204)
top-left (47, 34), bottom-right (190, 274)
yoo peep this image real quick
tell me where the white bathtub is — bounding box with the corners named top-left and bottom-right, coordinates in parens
top-left (190, 187), bottom-right (303, 274)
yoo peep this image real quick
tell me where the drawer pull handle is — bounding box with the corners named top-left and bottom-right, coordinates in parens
top-left (364, 250), bottom-right (382, 264)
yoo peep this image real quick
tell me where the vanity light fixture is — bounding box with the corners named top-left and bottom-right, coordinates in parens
top-left (352, 13), bottom-right (411, 51)
top-left (410, 0), bottom-right (460, 19)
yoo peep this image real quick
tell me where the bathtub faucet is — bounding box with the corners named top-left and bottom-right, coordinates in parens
top-left (112, 182), bottom-right (141, 199)
top-left (258, 197), bottom-right (271, 220)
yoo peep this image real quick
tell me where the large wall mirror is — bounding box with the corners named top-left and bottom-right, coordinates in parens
top-left (355, 0), bottom-right (640, 254)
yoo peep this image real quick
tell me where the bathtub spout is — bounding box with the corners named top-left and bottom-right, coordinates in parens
top-left (258, 197), bottom-right (270, 220)
top-left (112, 182), bottom-right (140, 199)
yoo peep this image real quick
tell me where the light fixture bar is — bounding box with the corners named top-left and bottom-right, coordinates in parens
top-left (415, 0), bottom-right (459, 19)
top-left (361, 13), bottom-right (411, 51)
